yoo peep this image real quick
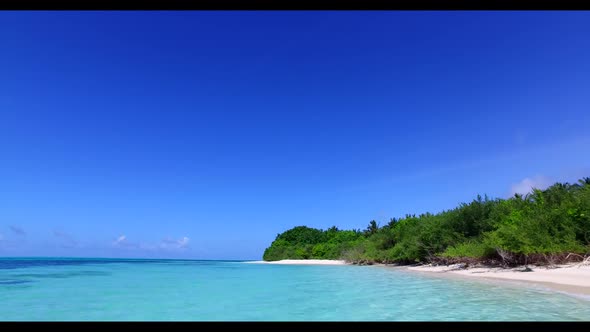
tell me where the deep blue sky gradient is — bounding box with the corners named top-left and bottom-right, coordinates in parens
top-left (1, 11), bottom-right (589, 259)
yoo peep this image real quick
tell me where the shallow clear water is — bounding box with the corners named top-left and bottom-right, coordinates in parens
top-left (1, 257), bottom-right (589, 321)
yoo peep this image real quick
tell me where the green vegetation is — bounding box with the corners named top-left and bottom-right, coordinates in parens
top-left (262, 178), bottom-right (590, 266)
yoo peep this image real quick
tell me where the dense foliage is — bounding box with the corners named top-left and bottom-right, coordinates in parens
top-left (262, 178), bottom-right (590, 266)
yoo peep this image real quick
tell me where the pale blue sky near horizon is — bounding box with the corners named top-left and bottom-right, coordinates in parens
top-left (1, 11), bottom-right (589, 260)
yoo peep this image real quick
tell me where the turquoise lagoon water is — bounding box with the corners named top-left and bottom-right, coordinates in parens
top-left (1, 257), bottom-right (589, 321)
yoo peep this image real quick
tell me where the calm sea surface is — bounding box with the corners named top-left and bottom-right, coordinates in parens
top-left (1, 257), bottom-right (589, 321)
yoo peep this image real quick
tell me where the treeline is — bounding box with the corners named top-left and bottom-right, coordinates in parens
top-left (262, 178), bottom-right (590, 266)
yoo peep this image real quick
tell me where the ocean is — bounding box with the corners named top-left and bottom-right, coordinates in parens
top-left (1, 257), bottom-right (589, 321)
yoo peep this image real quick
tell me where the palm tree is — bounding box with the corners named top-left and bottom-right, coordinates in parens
top-left (327, 226), bottom-right (339, 233)
top-left (364, 220), bottom-right (379, 236)
top-left (387, 217), bottom-right (398, 228)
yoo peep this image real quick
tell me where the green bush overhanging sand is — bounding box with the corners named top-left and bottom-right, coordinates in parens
top-left (263, 177), bottom-right (590, 267)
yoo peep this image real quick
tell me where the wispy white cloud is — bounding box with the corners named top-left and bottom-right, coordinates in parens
top-left (111, 235), bottom-right (190, 252)
top-left (509, 175), bottom-right (553, 196)
top-left (112, 234), bottom-right (140, 249)
top-left (114, 235), bottom-right (126, 245)
top-left (9, 225), bottom-right (26, 236)
top-left (159, 236), bottom-right (190, 250)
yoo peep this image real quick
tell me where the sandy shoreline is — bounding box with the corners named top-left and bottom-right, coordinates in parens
top-left (399, 263), bottom-right (590, 297)
top-left (245, 259), bottom-right (590, 298)
top-left (244, 259), bottom-right (348, 265)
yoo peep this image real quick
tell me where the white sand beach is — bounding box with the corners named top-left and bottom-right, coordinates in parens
top-left (247, 259), bottom-right (590, 296)
top-left (404, 263), bottom-right (590, 296)
top-left (245, 259), bottom-right (348, 265)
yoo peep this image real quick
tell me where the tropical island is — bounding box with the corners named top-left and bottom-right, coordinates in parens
top-left (263, 177), bottom-right (590, 267)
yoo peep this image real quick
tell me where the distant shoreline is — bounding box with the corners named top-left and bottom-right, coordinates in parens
top-left (245, 259), bottom-right (348, 265)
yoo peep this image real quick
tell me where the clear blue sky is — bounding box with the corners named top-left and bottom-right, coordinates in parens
top-left (1, 11), bottom-right (589, 260)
